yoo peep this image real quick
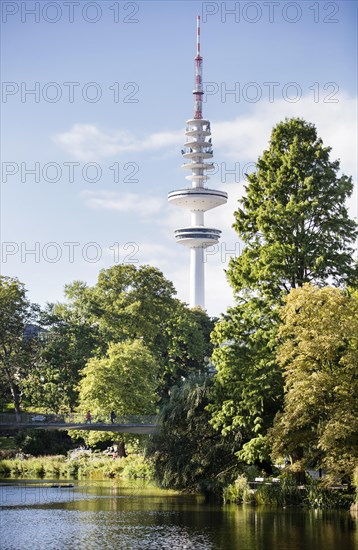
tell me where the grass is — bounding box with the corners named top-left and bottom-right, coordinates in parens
top-left (0, 453), bottom-right (154, 481)
top-left (0, 436), bottom-right (17, 451)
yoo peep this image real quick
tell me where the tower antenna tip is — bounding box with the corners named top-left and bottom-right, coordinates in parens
top-left (196, 15), bottom-right (201, 57)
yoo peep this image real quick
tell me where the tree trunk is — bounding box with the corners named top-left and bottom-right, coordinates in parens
top-left (117, 439), bottom-right (127, 458)
top-left (3, 363), bottom-right (22, 421)
top-left (9, 381), bottom-right (21, 421)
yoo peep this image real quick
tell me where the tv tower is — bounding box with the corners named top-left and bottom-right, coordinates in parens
top-left (168, 16), bottom-right (228, 310)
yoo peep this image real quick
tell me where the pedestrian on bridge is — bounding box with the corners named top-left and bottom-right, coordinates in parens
top-left (110, 410), bottom-right (117, 424)
top-left (85, 411), bottom-right (92, 424)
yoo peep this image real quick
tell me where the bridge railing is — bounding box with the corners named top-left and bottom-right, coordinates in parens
top-left (0, 413), bottom-right (158, 426)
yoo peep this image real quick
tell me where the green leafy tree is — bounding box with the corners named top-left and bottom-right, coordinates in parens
top-left (0, 276), bottom-right (38, 417)
top-left (62, 265), bottom-right (213, 397)
top-left (23, 303), bottom-right (100, 413)
top-left (269, 285), bottom-right (358, 481)
top-left (147, 374), bottom-right (239, 493)
top-left (71, 264), bottom-right (176, 344)
top-left (76, 339), bottom-right (160, 447)
top-left (229, 117), bottom-right (357, 299)
top-left (157, 304), bottom-right (215, 396)
top-left (22, 264), bottom-right (212, 421)
top-left (210, 297), bottom-right (281, 448)
top-left (210, 118), bottom-right (357, 462)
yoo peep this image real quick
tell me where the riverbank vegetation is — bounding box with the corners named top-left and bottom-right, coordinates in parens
top-left (0, 452), bottom-right (153, 481)
top-left (223, 473), bottom-right (354, 509)
top-left (1, 118), bottom-right (357, 510)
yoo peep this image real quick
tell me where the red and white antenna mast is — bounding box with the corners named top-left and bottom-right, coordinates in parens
top-left (193, 15), bottom-right (203, 119)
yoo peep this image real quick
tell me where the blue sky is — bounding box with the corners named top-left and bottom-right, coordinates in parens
top-left (1, 0), bottom-right (357, 316)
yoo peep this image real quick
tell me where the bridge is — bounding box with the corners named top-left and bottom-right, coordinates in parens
top-left (0, 413), bottom-right (158, 435)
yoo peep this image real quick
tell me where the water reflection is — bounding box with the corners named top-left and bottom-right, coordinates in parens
top-left (0, 481), bottom-right (356, 549)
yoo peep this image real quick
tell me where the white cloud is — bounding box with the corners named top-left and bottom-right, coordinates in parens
top-left (212, 93), bottom-right (358, 182)
top-left (81, 190), bottom-right (164, 218)
top-left (53, 93), bottom-right (357, 183)
top-left (53, 123), bottom-right (182, 161)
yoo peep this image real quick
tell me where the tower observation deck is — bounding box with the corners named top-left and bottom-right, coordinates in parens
top-left (168, 16), bottom-right (228, 310)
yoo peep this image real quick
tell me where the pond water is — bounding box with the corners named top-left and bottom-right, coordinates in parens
top-left (0, 479), bottom-right (356, 549)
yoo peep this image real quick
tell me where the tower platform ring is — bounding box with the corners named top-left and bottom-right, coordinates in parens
top-left (185, 140), bottom-right (212, 148)
top-left (186, 118), bottom-right (210, 125)
top-left (181, 162), bottom-right (215, 170)
top-left (185, 130), bottom-right (211, 137)
top-left (168, 189), bottom-right (228, 211)
top-left (182, 152), bottom-right (213, 160)
top-left (174, 226), bottom-right (222, 248)
top-left (185, 175), bottom-right (209, 181)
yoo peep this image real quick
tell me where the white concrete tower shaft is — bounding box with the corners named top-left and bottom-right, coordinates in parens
top-left (168, 16), bottom-right (228, 310)
top-left (190, 247), bottom-right (205, 309)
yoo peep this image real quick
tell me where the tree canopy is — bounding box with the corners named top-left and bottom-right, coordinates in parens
top-left (78, 339), bottom-right (159, 416)
top-left (60, 264), bottom-right (213, 400)
top-left (146, 375), bottom-right (239, 494)
top-left (18, 264), bottom-right (214, 418)
top-left (23, 303), bottom-right (99, 413)
top-left (269, 284), bottom-right (358, 481)
top-left (0, 276), bottom-right (38, 416)
top-left (229, 117), bottom-right (357, 299)
top-left (209, 118), bottom-right (357, 465)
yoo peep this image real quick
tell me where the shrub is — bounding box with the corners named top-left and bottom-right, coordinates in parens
top-left (353, 466), bottom-right (358, 502)
top-left (306, 478), bottom-right (354, 509)
top-left (223, 474), bottom-right (253, 504)
top-left (66, 460), bottom-right (80, 479)
top-left (0, 461), bottom-right (11, 477)
top-left (120, 454), bottom-right (153, 479)
top-left (15, 430), bottom-right (74, 456)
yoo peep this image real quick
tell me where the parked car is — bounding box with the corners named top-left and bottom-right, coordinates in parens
top-left (31, 414), bottom-right (46, 422)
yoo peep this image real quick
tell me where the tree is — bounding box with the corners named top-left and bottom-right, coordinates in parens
top-left (209, 297), bottom-right (282, 444)
top-left (157, 304), bottom-right (215, 397)
top-left (62, 265), bottom-right (213, 398)
top-left (269, 285), bottom-right (358, 481)
top-left (147, 374), bottom-right (239, 493)
top-left (0, 276), bottom-right (38, 418)
top-left (229, 117), bottom-right (357, 299)
top-left (76, 339), bottom-right (160, 447)
top-left (209, 118), bottom-right (357, 462)
top-left (73, 264), bottom-right (177, 345)
top-left (20, 264), bottom-right (212, 422)
top-left (22, 303), bottom-right (100, 413)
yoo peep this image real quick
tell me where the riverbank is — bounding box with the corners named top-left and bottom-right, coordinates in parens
top-left (0, 452), bottom-right (153, 481)
top-left (1, 452), bottom-right (357, 512)
top-left (223, 473), bottom-right (356, 510)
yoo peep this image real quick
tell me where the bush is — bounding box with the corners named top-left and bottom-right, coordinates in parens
top-left (254, 482), bottom-right (284, 506)
top-left (353, 466), bottom-right (358, 502)
top-left (15, 430), bottom-right (74, 456)
top-left (0, 452), bottom-right (154, 481)
top-left (66, 460), bottom-right (80, 479)
top-left (305, 478), bottom-right (354, 509)
top-left (223, 475), bottom-right (253, 504)
top-left (0, 461), bottom-right (11, 477)
top-left (223, 473), bottom-right (354, 509)
top-left (120, 454), bottom-right (153, 479)
top-left (0, 456), bottom-right (67, 478)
